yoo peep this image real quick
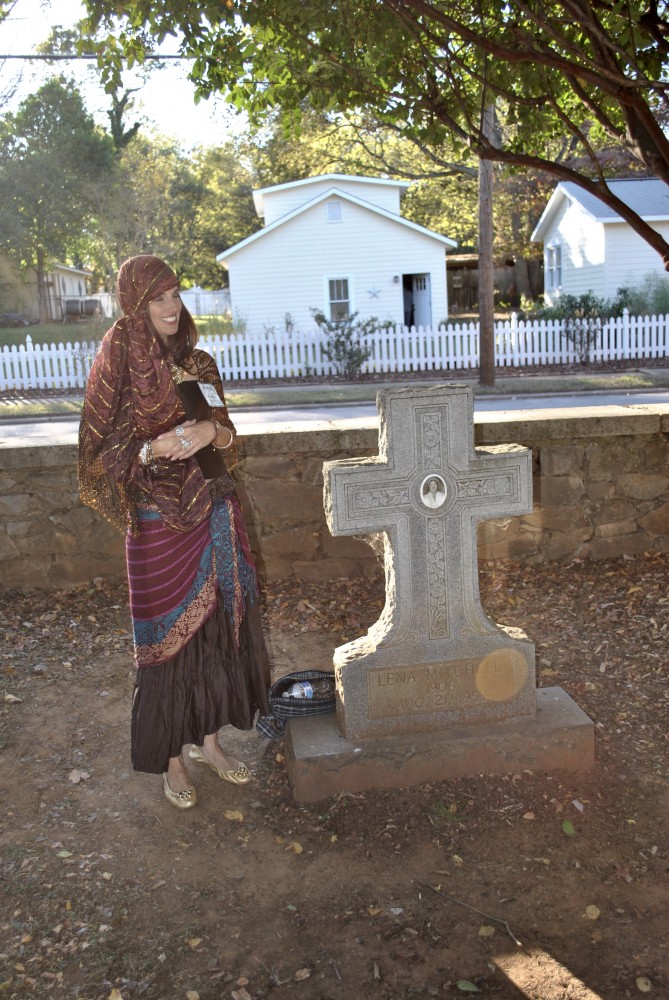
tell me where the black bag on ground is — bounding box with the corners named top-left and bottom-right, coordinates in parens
top-left (256, 670), bottom-right (336, 739)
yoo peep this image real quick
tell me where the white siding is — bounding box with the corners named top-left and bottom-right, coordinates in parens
top-left (227, 199), bottom-right (447, 333)
top-left (554, 198), bottom-right (605, 301)
top-left (261, 179), bottom-right (403, 225)
top-left (603, 221), bottom-right (669, 297)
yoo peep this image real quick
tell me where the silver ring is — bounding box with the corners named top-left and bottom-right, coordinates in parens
top-left (175, 426), bottom-right (185, 438)
top-left (180, 438), bottom-right (191, 450)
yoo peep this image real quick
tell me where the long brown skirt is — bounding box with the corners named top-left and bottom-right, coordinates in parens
top-left (130, 594), bottom-right (271, 774)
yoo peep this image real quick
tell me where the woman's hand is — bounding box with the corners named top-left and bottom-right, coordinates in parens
top-left (153, 419), bottom-right (216, 462)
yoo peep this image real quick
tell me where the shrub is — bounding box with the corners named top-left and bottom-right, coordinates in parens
top-left (614, 272), bottom-right (669, 316)
top-left (311, 309), bottom-right (376, 378)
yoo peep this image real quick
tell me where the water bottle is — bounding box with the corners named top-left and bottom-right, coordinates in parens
top-left (282, 681), bottom-right (314, 699)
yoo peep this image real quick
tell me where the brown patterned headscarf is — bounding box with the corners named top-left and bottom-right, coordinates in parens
top-left (78, 255), bottom-right (211, 535)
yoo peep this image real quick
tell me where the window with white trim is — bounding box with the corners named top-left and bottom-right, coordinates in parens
top-left (546, 244), bottom-right (562, 289)
top-left (328, 278), bottom-right (350, 320)
top-left (326, 199), bottom-right (343, 223)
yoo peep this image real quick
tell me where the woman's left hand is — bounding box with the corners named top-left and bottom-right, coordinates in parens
top-left (154, 419), bottom-right (215, 462)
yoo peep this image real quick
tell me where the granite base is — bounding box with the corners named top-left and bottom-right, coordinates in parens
top-left (284, 686), bottom-right (595, 802)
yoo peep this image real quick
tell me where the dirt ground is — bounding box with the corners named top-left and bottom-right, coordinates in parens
top-left (1, 550), bottom-right (667, 1000)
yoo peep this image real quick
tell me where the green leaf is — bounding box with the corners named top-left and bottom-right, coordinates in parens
top-left (456, 982), bottom-right (480, 993)
top-left (561, 819), bottom-right (576, 837)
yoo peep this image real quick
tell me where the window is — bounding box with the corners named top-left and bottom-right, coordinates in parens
top-left (327, 200), bottom-right (343, 223)
top-left (328, 278), bottom-right (350, 320)
top-left (546, 244), bottom-right (562, 289)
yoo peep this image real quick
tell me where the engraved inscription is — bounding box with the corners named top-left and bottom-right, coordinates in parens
top-left (367, 651), bottom-right (529, 719)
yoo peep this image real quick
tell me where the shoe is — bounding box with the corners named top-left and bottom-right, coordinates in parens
top-left (162, 772), bottom-right (197, 809)
top-left (188, 744), bottom-right (251, 785)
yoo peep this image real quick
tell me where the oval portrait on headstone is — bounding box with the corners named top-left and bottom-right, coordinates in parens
top-left (420, 474), bottom-right (447, 509)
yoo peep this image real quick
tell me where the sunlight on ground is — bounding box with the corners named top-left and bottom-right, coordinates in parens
top-left (494, 947), bottom-right (605, 999)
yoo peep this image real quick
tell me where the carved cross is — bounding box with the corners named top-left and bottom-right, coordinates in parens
top-left (324, 384), bottom-right (535, 739)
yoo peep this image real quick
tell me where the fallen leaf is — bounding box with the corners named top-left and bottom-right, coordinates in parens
top-left (585, 905), bottom-right (600, 920)
top-left (523, 812), bottom-right (535, 820)
top-left (561, 820), bottom-right (576, 837)
top-left (101, 872), bottom-right (113, 881)
top-left (3, 693), bottom-right (22, 703)
top-left (456, 981), bottom-right (480, 993)
top-left (478, 925), bottom-right (495, 938)
top-left (367, 906), bottom-right (383, 916)
top-left (57, 850), bottom-right (73, 858)
top-left (187, 937), bottom-right (202, 949)
top-left (452, 854), bottom-right (464, 865)
top-left (186, 992), bottom-right (200, 1000)
top-left (288, 841), bottom-right (303, 854)
top-left (294, 968), bottom-right (311, 980)
top-left (108, 990), bottom-right (124, 1000)
top-left (223, 810), bottom-right (244, 822)
top-left (68, 769), bottom-right (90, 784)
top-left (330, 834), bottom-right (337, 843)
top-left (636, 977), bottom-right (652, 993)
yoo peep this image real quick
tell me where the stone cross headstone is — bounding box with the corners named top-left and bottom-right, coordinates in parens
top-left (285, 383), bottom-right (594, 801)
top-left (323, 383), bottom-right (535, 739)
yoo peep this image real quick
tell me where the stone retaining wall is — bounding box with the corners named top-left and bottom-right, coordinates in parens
top-left (1, 405), bottom-right (667, 591)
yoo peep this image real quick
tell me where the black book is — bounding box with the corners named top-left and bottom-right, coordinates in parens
top-left (174, 380), bottom-right (230, 480)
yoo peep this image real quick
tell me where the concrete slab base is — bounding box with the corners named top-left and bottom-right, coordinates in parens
top-left (285, 686), bottom-right (595, 802)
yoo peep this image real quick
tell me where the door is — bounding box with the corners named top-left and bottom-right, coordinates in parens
top-left (412, 273), bottom-right (432, 327)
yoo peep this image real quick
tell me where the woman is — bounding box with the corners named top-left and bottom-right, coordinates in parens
top-left (79, 255), bottom-right (271, 809)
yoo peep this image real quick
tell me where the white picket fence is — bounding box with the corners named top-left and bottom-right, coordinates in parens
top-left (0, 310), bottom-right (666, 390)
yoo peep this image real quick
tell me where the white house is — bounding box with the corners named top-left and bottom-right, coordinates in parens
top-left (531, 177), bottom-right (669, 305)
top-left (216, 174), bottom-right (457, 333)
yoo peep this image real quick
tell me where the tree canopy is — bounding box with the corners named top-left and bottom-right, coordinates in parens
top-left (82, 0), bottom-right (669, 266)
top-left (0, 77), bottom-right (115, 319)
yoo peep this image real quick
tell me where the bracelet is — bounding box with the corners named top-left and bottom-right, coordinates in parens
top-left (139, 440), bottom-right (158, 471)
top-left (210, 419), bottom-right (233, 451)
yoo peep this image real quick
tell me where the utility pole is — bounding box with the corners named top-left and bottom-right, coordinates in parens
top-left (478, 104), bottom-right (496, 387)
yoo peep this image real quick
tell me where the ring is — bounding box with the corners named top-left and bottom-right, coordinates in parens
top-left (180, 438), bottom-right (191, 450)
top-left (175, 426), bottom-right (185, 438)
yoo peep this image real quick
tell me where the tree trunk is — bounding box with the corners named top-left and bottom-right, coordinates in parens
top-left (36, 247), bottom-right (49, 324)
top-left (478, 106), bottom-right (496, 387)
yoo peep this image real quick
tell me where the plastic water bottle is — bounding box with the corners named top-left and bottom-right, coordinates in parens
top-left (283, 681), bottom-right (314, 699)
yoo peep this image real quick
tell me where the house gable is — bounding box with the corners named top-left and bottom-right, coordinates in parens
top-left (253, 174), bottom-right (410, 225)
top-left (217, 187), bottom-right (456, 266)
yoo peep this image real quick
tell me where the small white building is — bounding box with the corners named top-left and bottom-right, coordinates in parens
top-left (216, 174), bottom-right (457, 333)
top-left (531, 177), bottom-right (669, 305)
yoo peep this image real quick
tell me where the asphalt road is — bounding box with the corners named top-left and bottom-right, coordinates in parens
top-left (1, 390), bottom-right (668, 446)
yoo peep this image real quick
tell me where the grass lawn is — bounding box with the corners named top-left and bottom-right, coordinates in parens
top-left (0, 320), bottom-right (105, 348)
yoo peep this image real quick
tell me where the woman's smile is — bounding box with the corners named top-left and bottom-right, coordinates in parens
top-left (148, 286), bottom-right (182, 339)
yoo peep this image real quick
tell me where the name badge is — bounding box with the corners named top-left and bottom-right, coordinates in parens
top-left (198, 382), bottom-right (225, 407)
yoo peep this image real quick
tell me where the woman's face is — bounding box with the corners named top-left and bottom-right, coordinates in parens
top-left (147, 286), bottom-right (182, 341)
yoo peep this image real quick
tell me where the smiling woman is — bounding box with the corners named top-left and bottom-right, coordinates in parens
top-left (78, 254), bottom-right (271, 810)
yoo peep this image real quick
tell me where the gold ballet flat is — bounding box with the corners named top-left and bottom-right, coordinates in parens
top-left (162, 772), bottom-right (197, 809)
top-left (188, 744), bottom-right (251, 785)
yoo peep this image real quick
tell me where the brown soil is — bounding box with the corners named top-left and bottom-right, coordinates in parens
top-left (1, 552), bottom-right (667, 1000)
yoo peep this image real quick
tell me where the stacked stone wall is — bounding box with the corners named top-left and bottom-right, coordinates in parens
top-left (0, 408), bottom-right (667, 591)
